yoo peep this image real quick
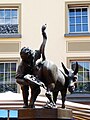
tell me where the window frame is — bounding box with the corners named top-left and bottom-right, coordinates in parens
top-left (0, 62), bottom-right (16, 83)
top-left (65, 1), bottom-right (90, 37)
top-left (71, 61), bottom-right (90, 82)
top-left (0, 60), bottom-right (18, 93)
top-left (0, 8), bottom-right (18, 25)
top-left (0, 4), bottom-right (21, 38)
top-left (68, 7), bottom-right (89, 33)
top-left (67, 57), bottom-right (90, 93)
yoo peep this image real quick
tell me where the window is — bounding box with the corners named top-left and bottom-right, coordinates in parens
top-left (69, 7), bottom-right (88, 33)
top-left (0, 8), bottom-right (18, 34)
top-left (65, 2), bottom-right (90, 36)
top-left (0, 4), bottom-right (21, 37)
top-left (0, 62), bottom-right (17, 93)
top-left (0, 9), bottom-right (18, 25)
top-left (71, 61), bottom-right (90, 93)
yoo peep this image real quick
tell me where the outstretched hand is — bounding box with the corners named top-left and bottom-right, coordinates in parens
top-left (42, 24), bottom-right (47, 39)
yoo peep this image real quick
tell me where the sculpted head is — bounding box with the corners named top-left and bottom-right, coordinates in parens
top-left (61, 62), bottom-right (78, 93)
top-left (20, 47), bottom-right (33, 64)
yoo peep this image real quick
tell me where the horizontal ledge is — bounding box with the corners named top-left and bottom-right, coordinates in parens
top-left (64, 33), bottom-right (90, 37)
top-left (18, 108), bottom-right (72, 119)
top-left (0, 34), bottom-right (22, 38)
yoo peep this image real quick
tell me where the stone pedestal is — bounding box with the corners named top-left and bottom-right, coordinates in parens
top-left (18, 108), bottom-right (72, 120)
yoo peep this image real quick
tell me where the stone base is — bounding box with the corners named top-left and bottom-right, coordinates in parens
top-left (18, 108), bottom-right (72, 120)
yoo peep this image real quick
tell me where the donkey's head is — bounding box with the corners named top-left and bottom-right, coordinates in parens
top-left (61, 62), bottom-right (78, 93)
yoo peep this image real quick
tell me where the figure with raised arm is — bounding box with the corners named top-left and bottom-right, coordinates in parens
top-left (16, 24), bottom-right (47, 108)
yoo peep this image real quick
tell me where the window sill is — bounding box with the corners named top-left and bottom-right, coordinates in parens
top-left (0, 34), bottom-right (22, 38)
top-left (64, 33), bottom-right (90, 37)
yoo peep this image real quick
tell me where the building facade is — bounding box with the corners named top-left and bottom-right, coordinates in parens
top-left (0, 0), bottom-right (90, 94)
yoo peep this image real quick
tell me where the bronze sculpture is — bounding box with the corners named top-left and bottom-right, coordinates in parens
top-left (16, 24), bottom-right (78, 109)
top-left (16, 24), bottom-right (47, 108)
top-left (25, 60), bottom-right (78, 108)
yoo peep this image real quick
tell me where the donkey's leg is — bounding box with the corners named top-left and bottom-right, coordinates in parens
top-left (61, 90), bottom-right (67, 108)
top-left (45, 91), bottom-right (53, 103)
top-left (45, 83), bottom-right (55, 104)
top-left (52, 91), bottom-right (58, 104)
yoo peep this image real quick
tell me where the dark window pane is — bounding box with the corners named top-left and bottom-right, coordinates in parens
top-left (11, 73), bottom-right (16, 82)
top-left (5, 63), bottom-right (10, 72)
top-left (70, 25), bottom-right (75, 32)
top-left (11, 63), bottom-right (16, 72)
top-left (84, 72), bottom-right (89, 81)
top-left (69, 9), bottom-right (75, 16)
top-left (76, 24), bottom-right (81, 32)
top-left (82, 8), bottom-right (87, 15)
top-left (78, 71), bottom-right (83, 81)
top-left (76, 16), bottom-right (81, 23)
top-left (78, 82), bottom-right (83, 91)
top-left (10, 83), bottom-right (17, 93)
top-left (76, 9), bottom-right (81, 15)
top-left (0, 63), bottom-right (4, 72)
top-left (69, 17), bottom-right (75, 24)
top-left (0, 73), bottom-right (4, 82)
top-left (82, 24), bottom-right (88, 31)
top-left (82, 16), bottom-right (88, 23)
top-left (5, 73), bottom-right (10, 81)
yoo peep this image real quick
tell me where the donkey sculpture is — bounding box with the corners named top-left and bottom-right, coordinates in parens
top-left (25, 60), bottom-right (78, 108)
top-left (23, 24), bottom-right (78, 108)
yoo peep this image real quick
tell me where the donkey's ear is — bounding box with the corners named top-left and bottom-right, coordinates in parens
top-left (61, 62), bottom-right (69, 75)
top-left (74, 62), bottom-right (78, 75)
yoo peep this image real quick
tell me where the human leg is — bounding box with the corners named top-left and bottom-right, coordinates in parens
top-left (21, 85), bottom-right (29, 108)
top-left (29, 85), bottom-right (41, 108)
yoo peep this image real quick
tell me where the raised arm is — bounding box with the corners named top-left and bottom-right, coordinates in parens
top-left (39, 24), bottom-right (47, 61)
top-left (33, 24), bottom-right (47, 65)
